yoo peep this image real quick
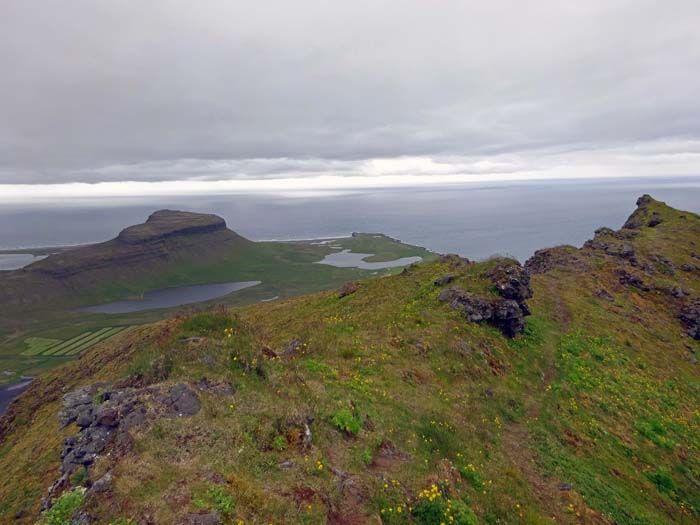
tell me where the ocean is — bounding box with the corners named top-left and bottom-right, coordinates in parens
top-left (2, 176), bottom-right (700, 262)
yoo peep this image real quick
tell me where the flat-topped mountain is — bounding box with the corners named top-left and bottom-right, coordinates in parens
top-left (116, 210), bottom-right (228, 244)
top-left (28, 210), bottom-right (249, 279)
top-left (1, 195), bottom-right (699, 524)
top-left (0, 211), bottom-right (253, 311)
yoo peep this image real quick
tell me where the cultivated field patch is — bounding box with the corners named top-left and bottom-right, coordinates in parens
top-left (21, 327), bottom-right (131, 357)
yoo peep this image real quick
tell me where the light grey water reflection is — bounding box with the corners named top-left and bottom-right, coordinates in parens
top-left (315, 249), bottom-right (422, 269)
top-left (81, 281), bottom-right (261, 314)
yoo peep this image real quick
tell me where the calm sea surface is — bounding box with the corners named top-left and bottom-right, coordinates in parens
top-left (2, 177), bottom-right (700, 262)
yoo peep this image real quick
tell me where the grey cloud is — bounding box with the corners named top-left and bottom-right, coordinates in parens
top-left (1, 0), bottom-right (699, 184)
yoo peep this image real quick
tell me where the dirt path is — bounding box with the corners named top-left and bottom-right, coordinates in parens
top-left (499, 277), bottom-right (577, 523)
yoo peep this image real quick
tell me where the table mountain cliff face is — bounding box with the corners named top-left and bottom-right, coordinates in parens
top-left (115, 210), bottom-right (227, 245)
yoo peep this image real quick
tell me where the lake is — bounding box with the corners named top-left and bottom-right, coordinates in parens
top-left (81, 281), bottom-right (261, 314)
top-left (0, 253), bottom-right (47, 270)
top-left (2, 177), bottom-right (700, 261)
top-left (316, 249), bottom-right (423, 270)
top-left (0, 377), bottom-right (33, 415)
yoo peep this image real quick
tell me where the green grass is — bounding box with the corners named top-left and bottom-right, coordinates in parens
top-left (0, 233), bottom-right (435, 382)
top-left (21, 338), bottom-right (62, 356)
top-left (2, 196), bottom-right (700, 524)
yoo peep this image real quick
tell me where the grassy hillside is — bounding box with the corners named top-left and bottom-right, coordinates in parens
top-left (1, 196), bottom-right (699, 524)
top-left (0, 231), bottom-right (434, 385)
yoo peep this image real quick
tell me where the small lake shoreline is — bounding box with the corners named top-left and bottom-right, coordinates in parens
top-left (0, 377), bottom-right (33, 416)
top-left (80, 280), bottom-right (262, 314)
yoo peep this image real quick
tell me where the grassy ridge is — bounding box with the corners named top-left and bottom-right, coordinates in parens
top-left (1, 197), bottom-right (698, 524)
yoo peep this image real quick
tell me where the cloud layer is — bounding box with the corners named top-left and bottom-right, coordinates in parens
top-left (1, 0), bottom-right (699, 188)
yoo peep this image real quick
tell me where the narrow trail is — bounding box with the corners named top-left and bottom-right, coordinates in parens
top-left (499, 277), bottom-right (582, 523)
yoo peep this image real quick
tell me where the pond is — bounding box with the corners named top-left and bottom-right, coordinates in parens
top-left (81, 281), bottom-right (261, 314)
top-left (0, 253), bottom-right (47, 270)
top-left (0, 377), bottom-right (33, 415)
top-left (315, 249), bottom-right (422, 270)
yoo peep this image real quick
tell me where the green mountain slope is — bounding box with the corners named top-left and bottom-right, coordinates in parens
top-left (1, 196), bottom-right (699, 524)
top-left (0, 211), bottom-right (434, 384)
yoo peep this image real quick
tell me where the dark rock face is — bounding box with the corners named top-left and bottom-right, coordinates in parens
top-left (44, 382), bottom-right (202, 512)
top-left (487, 260), bottom-right (533, 304)
top-left (89, 472), bottom-right (113, 494)
top-left (117, 210), bottom-right (227, 245)
top-left (623, 195), bottom-right (665, 229)
top-left (617, 270), bottom-right (650, 292)
top-left (679, 302), bottom-right (700, 340)
top-left (438, 260), bottom-right (532, 337)
top-left (439, 271), bottom-right (532, 338)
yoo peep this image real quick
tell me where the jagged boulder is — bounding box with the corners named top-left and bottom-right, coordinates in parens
top-left (679, 302), bottom-right (700, 340)
top-left (437, 260), bottom-right (533, 337)
top-left (56, 383), bottom-right (200, 476)
top-left (439, 286), bottom-right (529, 338)
top-left (487, 260), bottom-right (533, 303)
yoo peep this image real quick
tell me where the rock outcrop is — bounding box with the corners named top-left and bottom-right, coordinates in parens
top-left (439, 259), bottom-right (532, 337)
top-left (623, 195), bottom-right (664, 229)
top-left (43, 382), bottom-right (203, 511)
top-left (679, 301), bottom-right (700, 340)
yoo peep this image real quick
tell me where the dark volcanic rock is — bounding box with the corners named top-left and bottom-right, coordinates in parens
top-left (440, 287), bottom-right (529, 338)
top-left (450, 292), bottom-right (494, 323)
top-left (117, 210), bottom-right (226, 245)
top-left (491, 299), bottom-right (528, 337)
top-left (595, 289), bottom-right (615, 302)
top-left (617, 270), bottom-right (650, 292)
top-left (163, 383), bottom-right (201, 416)
top-left (487, 260), bottom-right (533, 303)
top-left (338, 281), bottom-right (360, 298)
top-left (438, 260), bottom-right (532, 337)
top-left (679, 302), bottom-right (700, 340)
top-left (623, 195), bottom-right (665, 229)
top-left (433, 275), bottom-right (455, 286)
top-left (89, 472), bottom-right (113, 494)
top-left (525, 246), bottom-right (589, 274)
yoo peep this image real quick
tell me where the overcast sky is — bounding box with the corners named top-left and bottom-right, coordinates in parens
top-left (1, 0), bottom-right (700, 196)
